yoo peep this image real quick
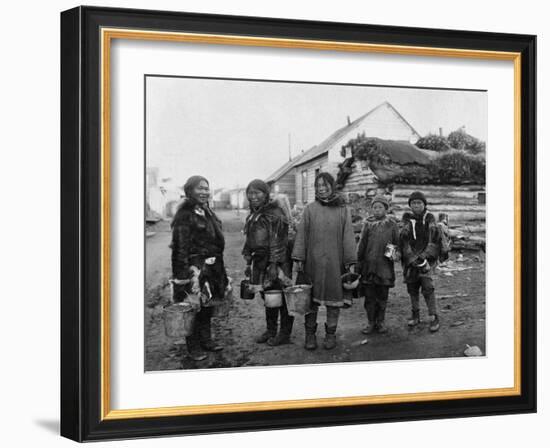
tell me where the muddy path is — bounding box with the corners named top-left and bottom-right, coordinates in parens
top-left (145, 210), bottom-right (486, 371)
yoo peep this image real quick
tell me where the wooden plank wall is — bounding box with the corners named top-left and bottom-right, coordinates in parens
top-left (338, 161), bottom-right (485, 226)
top-left (392, 184), bottom-right (485, 226)
top-left (273, 170), bottom-right (296, 206)
top-left (294, 157), bottom-right (330, 204)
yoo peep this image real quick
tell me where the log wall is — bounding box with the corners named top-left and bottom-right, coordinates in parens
top-left (340, 160), bottom-right (378, 196)
top-left (341, 171), bottom-right (485, 227)
top-left (391, 184), bottom-right (486, 226)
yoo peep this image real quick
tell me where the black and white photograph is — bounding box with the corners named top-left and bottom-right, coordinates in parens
top-left (144, 76), bottom-right (487, 371)
top-left (54, 3), bottom-right (539, 442)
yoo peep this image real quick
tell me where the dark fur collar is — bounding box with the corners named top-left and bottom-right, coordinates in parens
top-left (247, 200), bottom-right (288, 224)
top-left (366, 215), bottom-right (390, 223)
top-left (250, 200), bottom-right (278, 213)
top-left (177, 197), bottom-right (201, 211)
top-left (171, 198), bottom-right (217, 228)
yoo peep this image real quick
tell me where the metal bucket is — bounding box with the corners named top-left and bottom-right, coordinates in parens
top-left (264, 290), bottom-right (283, 308)
top-left (163, 302), bottom-right (196, 338)
top-left (284, 285), bottom-right (312, 315)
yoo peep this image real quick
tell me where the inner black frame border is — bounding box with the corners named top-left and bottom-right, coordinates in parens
top-left (61, 6), bottom-right (536, 442)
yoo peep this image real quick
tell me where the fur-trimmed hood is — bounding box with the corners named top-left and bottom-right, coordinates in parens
top-left (244, 200), bottom-right (288, 235)
top-left (366, 213), bottom-right (398, 223)
top-left (262, 200), bottom-right (289, 221)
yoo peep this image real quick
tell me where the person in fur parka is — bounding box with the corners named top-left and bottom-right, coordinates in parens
top-left (242, 179), bottom-right (294, 346)
top-left (170, 175), bottom-right (228, 361)
top-left (399, 191), bottom-right (441, 332)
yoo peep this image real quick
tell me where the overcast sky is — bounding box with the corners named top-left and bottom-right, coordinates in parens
top-left (146, 76), bottom-right (487, 191)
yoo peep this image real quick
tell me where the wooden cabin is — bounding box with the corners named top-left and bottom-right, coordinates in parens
top-left (265, 158), bottom-right (299, 206)
top-left (265, 101), bottom-right (421, 206)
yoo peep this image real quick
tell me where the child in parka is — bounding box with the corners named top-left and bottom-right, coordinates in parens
top-left (400, 191), bottom-right (441, 332)
top-left (357, 195), bottom-right (400, 334)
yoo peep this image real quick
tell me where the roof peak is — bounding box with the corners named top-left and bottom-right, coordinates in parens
top-left (267, 101), bottom-right (421, 180)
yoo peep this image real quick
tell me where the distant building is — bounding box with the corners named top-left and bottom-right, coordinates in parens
top-left (212, 188), bottom-right (231, 209)
top-left (265, 157), bottom-right (300, 206)
top-left (146, 167), bottom-right (161, 221)
top-left (228, 188), bottom-right (248, 210)
top-left (146, 167), bottom-right (184, 219)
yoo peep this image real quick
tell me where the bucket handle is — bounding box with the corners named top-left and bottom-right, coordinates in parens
top-left (244, 259), bottom-right (253, 281)
top-left (292, 268), bottom-right (312, 286)
top-left (169, 278), bottom-right (191, 304)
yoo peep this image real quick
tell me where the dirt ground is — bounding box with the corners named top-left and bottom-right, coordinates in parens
top-left (145, 210), bottom-right (486, 371)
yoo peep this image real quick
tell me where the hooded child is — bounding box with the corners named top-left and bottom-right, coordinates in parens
top-left (400, 191), bottom-right (441, 332)
top-left (357, 195), bottom-right (400, 334)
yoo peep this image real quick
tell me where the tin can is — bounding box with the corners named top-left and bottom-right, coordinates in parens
top-left (384, 243), bottom-right (397, 259)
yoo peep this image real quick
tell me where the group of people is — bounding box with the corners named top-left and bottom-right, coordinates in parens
top-left (170, 173), bottom-right (443, 361)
